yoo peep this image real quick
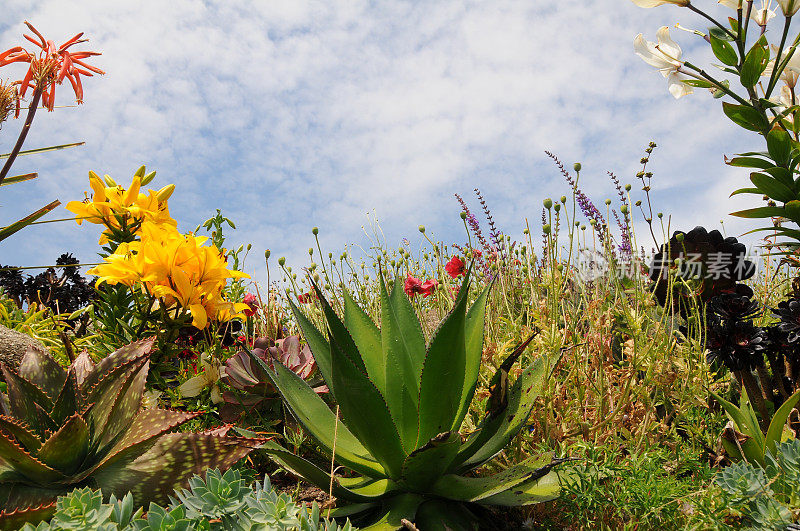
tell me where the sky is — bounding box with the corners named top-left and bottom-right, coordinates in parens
top-left (0, 0), bottom-right (773, 284)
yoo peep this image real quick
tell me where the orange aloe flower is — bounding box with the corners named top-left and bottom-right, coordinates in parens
top-left (0, 21), bottom-right (104, 112)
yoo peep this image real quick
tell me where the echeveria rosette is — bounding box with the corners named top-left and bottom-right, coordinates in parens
top-left (774, 299), bottom-right (800, 344)
top-left (649, 226), bottom-right (755, 318)
top-left (0, 338), bottom-right (263, 529)
top-left (220, 336), bottom-right (328, 422)
top-left (251, 267), bottom-right (567, 529)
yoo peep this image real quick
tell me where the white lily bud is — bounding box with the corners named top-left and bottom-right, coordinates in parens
top-left (778, 0), bottom-right (800, 16)
top-left (629, 0), bottom-right (689, 7)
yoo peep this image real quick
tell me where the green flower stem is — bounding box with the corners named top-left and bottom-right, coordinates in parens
top-left (0, 87), bottom-right (42, 186)
top-left (687, 4), bottom-right (736, 41)
top-left (681, 62), bottom-right (753, 107)
top-left (766, 16), bottom-right (793, 98)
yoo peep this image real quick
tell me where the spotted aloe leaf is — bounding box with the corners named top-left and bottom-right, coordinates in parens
top-left (0, 500), bottom-right (56, 531)
top-left (0, 338), bottom-right (262, 521)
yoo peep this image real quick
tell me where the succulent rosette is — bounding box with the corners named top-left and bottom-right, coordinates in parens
top-left (0, 338), bottom-right (263, 529)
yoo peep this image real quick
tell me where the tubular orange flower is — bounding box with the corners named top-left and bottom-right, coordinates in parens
top-left (0, 21), bottom-right (104, 112)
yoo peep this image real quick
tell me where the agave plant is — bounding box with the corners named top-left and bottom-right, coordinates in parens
top-left (220, 336), bottom-right (327, 422)
top-left (0, 338), bottom-right (263, 529)
top-left (251, 268), bottom-right (565, 530)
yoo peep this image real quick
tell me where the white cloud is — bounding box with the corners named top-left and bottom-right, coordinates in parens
top-left (0, 0), bottom-right (771, 285)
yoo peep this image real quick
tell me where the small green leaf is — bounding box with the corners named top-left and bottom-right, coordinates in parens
top-left (766, 389), bottom-right (800, 454)
top-left (722, 102), bottom-right (769, 132)
top-left (682, 79), bottom-right (714, 88)
top-left (727, 156), bottom-right (775, 169)
top-left (36, 415), bottom-right (89, 475)
top-left (750, 172), bottom-right (796, 203)
top-left (710, 34), bottom-right (738, 66)
top-left (729, 187), bottom-right (763, 197)
top-left (0, 200), bottom-right (60, 243)
top-left (0, 172), bottom-right (36, 186)
top-left (730, 206), bottom-right (786, 218)
top-left (741, 37), bottom-right (769, 88)
top-left (767, 126), bottom-right (792, 166)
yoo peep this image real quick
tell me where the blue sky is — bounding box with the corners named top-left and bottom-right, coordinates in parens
top-left (0, 0), bottom-right (769, 283)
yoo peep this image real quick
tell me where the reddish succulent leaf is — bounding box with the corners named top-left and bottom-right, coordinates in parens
top-left (69, 351), bottom-right (94, 389)
top-left (50, 370), bottom-right (79, 426)
top-left (81, 338), bottom-right (153, 393)
top-left (97, 360), bottom-right (149, 449)
top-left (16, 349), bottom-right (66, 400)
top-left (83, 358), bottom-right (147, 439)
top-left (0, 500), bottom-right (56, 530)
top-left (91, 432), bottom-right (262, 505)
top-left (0, 416), bottom-right (41, 453)
top-left (0, 432), bottom-right (65, 484)
top-left (2, 366), bottom-right (55, 433)
top-left (83, 408), bottom-right (201, 475)
top-left (36, 414), bottom-right (89, 475)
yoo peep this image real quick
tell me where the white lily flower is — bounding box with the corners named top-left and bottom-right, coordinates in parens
top-left (634, 27), bottom-right (694, 98)
top-left (778, 0), bottom-right (800, 16)
top-left (719, 0), bottom-right (777, 25)
top-left (629, 0), bottom-right (689, 7)
top-left (772, 84), bottom-right (798, 123)
top-left (763, 45), bottom-right (800, 87)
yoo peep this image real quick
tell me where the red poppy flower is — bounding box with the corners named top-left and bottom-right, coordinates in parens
top-left (298, 292), bottom-right (315, 304)
top-left (404, 274), bottom-right (438, 299)
top-left (445, 256), bottom-right (466, 278)
top-left (242, 293), bottom-right (259, 317)
top-left (0, 22), bottom-right (104, 113)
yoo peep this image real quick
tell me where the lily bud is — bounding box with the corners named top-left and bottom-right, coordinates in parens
top-left (103, 174), bottom-right (117, 187)
top-left (778, 0), bottom-right (800, 16)
top-left (156, 184), bottom-right (175, 202)
top-left (141, 170), bottom-right (157, 186)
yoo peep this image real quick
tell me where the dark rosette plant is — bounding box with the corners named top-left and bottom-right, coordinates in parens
top-left (649, 226), bottom-right (755, 317)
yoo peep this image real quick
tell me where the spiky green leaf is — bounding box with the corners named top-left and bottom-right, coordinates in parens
top-left (16, 349), bottom-right (66, 400)
top-left (36, 415), bottom-right (89, 474)
top-left (343, 288), bottom-right (385, 392)
top-left (399, 431), bottom-right (460, 491)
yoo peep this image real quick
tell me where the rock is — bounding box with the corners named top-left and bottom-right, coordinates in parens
top-left (0, 323), bottom-right (50, 372)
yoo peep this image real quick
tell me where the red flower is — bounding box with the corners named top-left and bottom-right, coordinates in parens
top-left (298, 292), bottom-right (315, 304)
top-left (404, 274), bottom-right (438, 299)
top-left (242, 293), bottom-right (259, 317)
top-left (445, 256), bottom-right (466, 278)
top-left (0, 22), bottom-right (104, 112)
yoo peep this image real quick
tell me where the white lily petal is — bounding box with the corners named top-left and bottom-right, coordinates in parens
top-left (667, 72), bottom-right (694, 98)
top-left (656, 26), bottom-right (682, 65)
top-left (635, 34), bottom-right (672, 69)
top-left (178, 375), bottom-right (209, 397)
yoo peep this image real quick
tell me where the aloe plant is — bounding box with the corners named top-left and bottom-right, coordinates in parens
top-left (0, 338), bottom-right (263, 529)
top-left (251, 268), bottom-right (565, 530)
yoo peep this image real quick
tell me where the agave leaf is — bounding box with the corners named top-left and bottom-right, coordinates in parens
top-left (312, 281), bottom-right (368, 375)
top-left (711, 389), bottom-right (766, 463)
top-left (379, 275), bottom-right (423, 452)
top-left (456, 351), bottom-right (557, 471)
top-left (417, 272), bottom-right (471, 446)
top-left (329, 335), bottom-right (407, 477)
top-left (260, 440), bottom-right (399, 502)
top-left (343, 288), bottom-right (385, 393)
top-left (81, 338), bottom-right (153, 394)
top-left (36, 414), bottom-right (89, 475)
top-left (399, 431), bottom-right (460, 491)
top-left (0, 433), bottom-right (66, 484)
top-left (431, 454), bottom-right (556, 502)
top-left (0, 416), bottom-right (41, 454)
top-left (92, 432), bottom-right (260, 505)
top-left (83, 409), bottom-right (201, 475)
top-left (252, 353), bottom-right (386, 478)
top-left (766, 388), bottom-right (800, 454)
top-left (414, 499), bottom-right (481, 530)
top-left (451, 282), bottom-right (492, 432)
top-left (16, 349), bottom-right (67, 400)
top-left (288, 299), bottom-right (334, 394)
top-left (0, 500), bottom-right (56, 531)
top-left (359, 493), bottom-right (424, 531)
top-left (326, 502), bottom-right (380, 518)
top-left (477, 467), bottom-right (561, 506)
top-left (97, 360), bottom-right (149, 449)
